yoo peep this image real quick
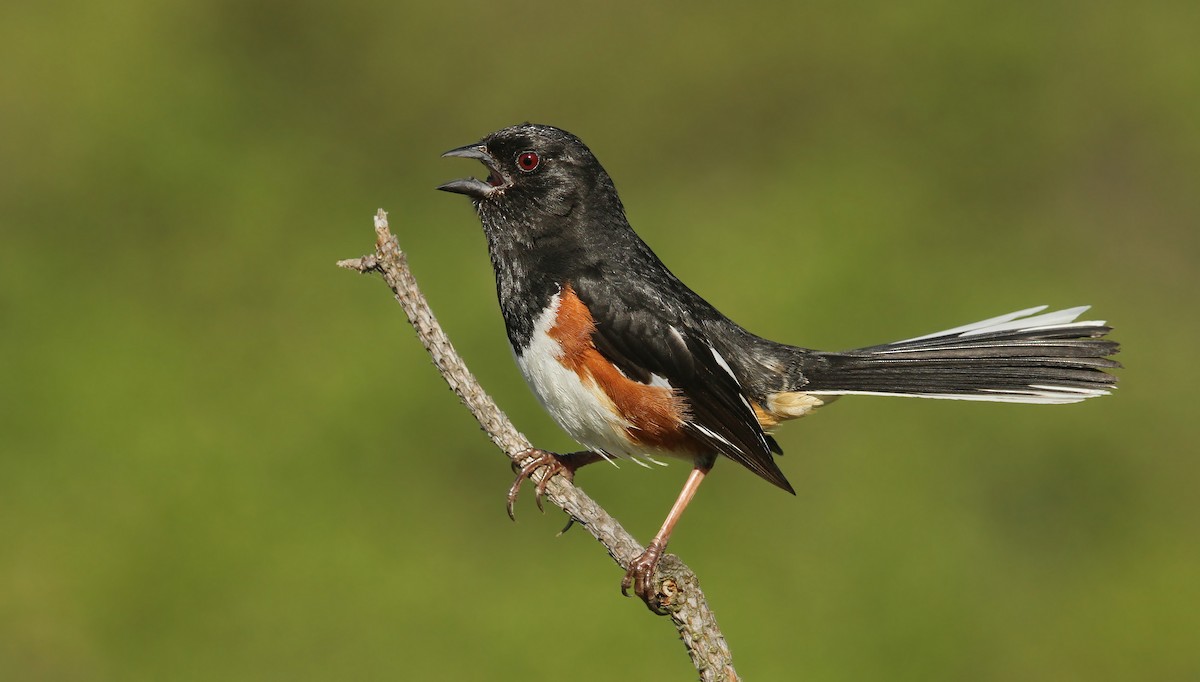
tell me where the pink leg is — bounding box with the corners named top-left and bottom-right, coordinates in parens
top-left (622, 464), bottom-right (711, 611)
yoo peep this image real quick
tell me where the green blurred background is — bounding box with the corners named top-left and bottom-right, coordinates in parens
top-left (3, 1), bottom-right (1197, 680)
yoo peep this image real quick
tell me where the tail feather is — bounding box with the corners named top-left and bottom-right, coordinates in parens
top-left (799, 306), bottom-right (1120, 405)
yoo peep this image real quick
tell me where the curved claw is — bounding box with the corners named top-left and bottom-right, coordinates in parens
top-left (505, 450), bottom-right (605, 521)
top-left (506, 449), bottom-right (556, 521)
top-left (621, 541), bottom-right (667, 613)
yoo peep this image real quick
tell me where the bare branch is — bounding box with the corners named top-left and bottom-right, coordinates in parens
top-left (339, 209), bottom-right (740, 681)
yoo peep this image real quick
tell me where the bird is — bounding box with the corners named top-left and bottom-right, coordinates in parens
top-left (436, 123), bottom-right (1120, 610)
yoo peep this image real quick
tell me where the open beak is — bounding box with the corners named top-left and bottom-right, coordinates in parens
top-left (437, 143), bottom-right (509, 199)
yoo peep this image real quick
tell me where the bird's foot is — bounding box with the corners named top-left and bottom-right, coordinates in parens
top-left (506, 449), bottom-right (603, 520)
top-left (621, 540), bottom-right (668, 613)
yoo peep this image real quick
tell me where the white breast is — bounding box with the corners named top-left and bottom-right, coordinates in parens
top-left (514, 293), bottom-right (638, 461)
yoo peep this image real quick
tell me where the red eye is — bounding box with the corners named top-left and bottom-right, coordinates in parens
top-left (517, 151), bottom-right (540, 172)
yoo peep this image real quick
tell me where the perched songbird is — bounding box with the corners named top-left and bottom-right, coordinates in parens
top-left (437, 123), bottom-right (1120, 609)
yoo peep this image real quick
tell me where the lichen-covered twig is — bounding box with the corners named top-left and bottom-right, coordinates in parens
top-left (338, 209), bottom-right (739, 681)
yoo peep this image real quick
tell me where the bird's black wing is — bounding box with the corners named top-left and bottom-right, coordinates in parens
top-left (573, 277), bottom-right (794, 493)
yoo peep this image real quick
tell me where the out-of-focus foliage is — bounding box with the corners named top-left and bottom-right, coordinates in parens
top-left (2, 1), bottom-right (1196, 680)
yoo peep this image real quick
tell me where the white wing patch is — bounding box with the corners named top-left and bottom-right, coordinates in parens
top-left (666, 325), bottom-right (689, 354)
top-left (709, 345), bottom-right (737, 379)
top-left (709, 344), bottom-right (756, 412)
top-left (648, 373), bottom-right (673, 389)
top-left (689, 423), bottom-right (737, 450)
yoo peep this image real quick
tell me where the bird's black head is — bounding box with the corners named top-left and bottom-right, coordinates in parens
top-left (437, 123), bottom-right (619, 220)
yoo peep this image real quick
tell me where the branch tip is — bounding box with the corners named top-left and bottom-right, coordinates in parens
top-left (336, 255), bottom-right (380, 273)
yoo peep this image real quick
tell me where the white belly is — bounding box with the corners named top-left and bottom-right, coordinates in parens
top-left (514, 293), bottom-right (639, 460)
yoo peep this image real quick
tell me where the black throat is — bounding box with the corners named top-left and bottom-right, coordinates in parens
top-left (480, 214), bottom-right (560, 351)
top-left (476, 177), bottom-right (641, 352)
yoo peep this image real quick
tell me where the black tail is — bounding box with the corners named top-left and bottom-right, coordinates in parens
top-left (799, 306), bottom-right (1120, 404)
